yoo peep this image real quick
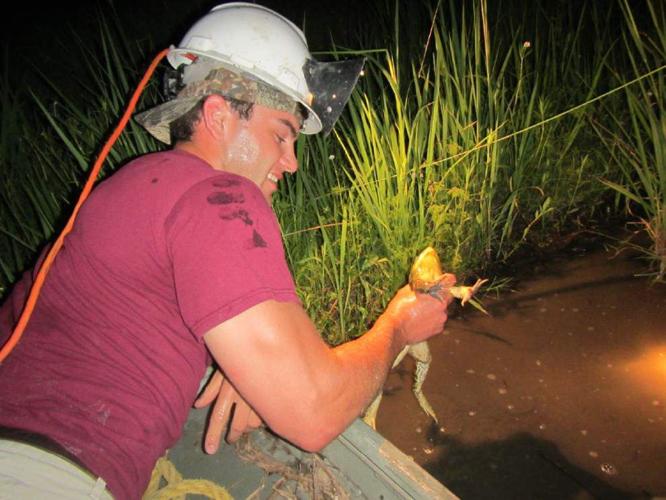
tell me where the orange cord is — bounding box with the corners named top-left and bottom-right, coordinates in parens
top-left (0, 48), bottom-right (169, 364)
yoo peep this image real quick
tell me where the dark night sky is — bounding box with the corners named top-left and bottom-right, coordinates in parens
top-left (2, 0), bottom-right (372, 90)
top-left (3, 0), bottom-right (365, 54)
top-left (1, 0), bottom-right (654, 93)
top-left (3, 0), bottom-right (649, 53)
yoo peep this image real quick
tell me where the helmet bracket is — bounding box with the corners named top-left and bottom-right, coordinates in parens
top-left (162, 64), bottom-right (186, 101)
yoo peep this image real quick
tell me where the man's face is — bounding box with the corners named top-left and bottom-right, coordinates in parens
top-left (220, 104), bottom-right (300, 204)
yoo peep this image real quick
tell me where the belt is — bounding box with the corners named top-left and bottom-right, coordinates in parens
top-left (0, 426), bottom-right (91, 474)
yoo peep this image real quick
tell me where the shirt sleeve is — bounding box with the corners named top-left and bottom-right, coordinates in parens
top-left (165, 174), bottom-right (301, 339)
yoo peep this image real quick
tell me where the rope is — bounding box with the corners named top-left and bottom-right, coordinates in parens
top-left (143, 456), bottom-right (233, 500)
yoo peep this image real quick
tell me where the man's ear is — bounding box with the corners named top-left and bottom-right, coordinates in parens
top-left (200, 95), bottom-right (237, 141)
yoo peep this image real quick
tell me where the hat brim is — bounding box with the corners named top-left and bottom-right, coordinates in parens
top-left (134, 96), bottom-right (203, 145)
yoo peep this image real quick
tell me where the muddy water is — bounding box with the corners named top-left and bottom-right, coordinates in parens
top-left (377, 245), bottom-right (666, 499)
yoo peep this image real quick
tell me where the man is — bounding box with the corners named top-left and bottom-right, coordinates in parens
top-left (0, 3), bottom-right (454, 499)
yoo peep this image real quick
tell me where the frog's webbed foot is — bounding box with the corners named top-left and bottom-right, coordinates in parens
top-left (450, 278), bottom-right (489, 305)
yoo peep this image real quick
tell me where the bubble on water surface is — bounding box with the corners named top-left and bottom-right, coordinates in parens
top-left (601, 463), bottom-right (617, 475)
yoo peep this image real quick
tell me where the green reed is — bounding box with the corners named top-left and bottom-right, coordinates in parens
top-left (0, 12), bottom-right (161, 294)
top-left (0, 64), bottom-right (77, 290)
top-left (273, 0), bottom-right (622, 343)
top-left (592, 0), bottom-right (665, 281)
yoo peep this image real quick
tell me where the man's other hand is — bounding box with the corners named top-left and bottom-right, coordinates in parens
top-left (194, 369), bottom-right (263, 453)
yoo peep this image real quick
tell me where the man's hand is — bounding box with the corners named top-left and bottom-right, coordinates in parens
top-left (194, 369), bottom-right (263, 453)
top-left (383, 273), bottom-right (456, 348)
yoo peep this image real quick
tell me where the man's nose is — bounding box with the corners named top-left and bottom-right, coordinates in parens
top-left (280, 146), bottom-right (298, 174)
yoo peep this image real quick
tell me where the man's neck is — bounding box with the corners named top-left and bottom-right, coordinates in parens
top-left (174, 140), bottom-right (223, 172)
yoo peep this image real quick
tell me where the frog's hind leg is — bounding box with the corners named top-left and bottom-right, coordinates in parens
top-left (363, 342), bottom-right (439, 428)
top-left (409, 342), bottom-right (438, 423)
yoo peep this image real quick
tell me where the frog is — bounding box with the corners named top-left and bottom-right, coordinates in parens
top-left (363, 246), bottom-right (488, 429)
top-left (410, 247), bottom-right (488, 306)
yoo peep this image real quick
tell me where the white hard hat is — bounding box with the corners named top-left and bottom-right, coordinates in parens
top-left (169, 3), bottom-right (315, 128)
top-left (163, 2), bottom-right (364, 136)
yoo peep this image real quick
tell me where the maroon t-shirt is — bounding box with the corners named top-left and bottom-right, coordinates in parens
top-left (0, 150), bottom-right (300, 499)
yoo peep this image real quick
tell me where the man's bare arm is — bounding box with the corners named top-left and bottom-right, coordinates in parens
top-left (203, 282), bottom-right (451, 452)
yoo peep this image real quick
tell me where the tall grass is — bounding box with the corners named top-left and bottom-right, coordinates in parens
top-left (33, 14), bottom-right (162, 175)
top-left (0, 63), bottom-right (77, 291)
top-left (592, 0), bottom-right (665, 281)
top-left (280, 0), bottom-right (617, 342)
top-left (0, 13), bottom-right (161, 295)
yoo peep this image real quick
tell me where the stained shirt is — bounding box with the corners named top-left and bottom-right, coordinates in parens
top-left (0, 149), bottom-right (300, 499)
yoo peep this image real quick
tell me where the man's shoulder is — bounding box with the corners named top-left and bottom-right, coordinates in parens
top-left (108, 151), bottom-right (255, 208)
top-left (173, 171), bottom-right (271, 219)
top-left (162, 168), bottom-right (277, 246)
top-left (124, 150), bottom-right (266, 205)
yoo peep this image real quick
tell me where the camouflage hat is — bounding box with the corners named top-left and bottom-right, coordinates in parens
top-left (135, 66), bottom-right (301, 144)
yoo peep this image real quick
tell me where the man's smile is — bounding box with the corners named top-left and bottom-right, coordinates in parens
top-left (267, 172), bottom-right (279, 184)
